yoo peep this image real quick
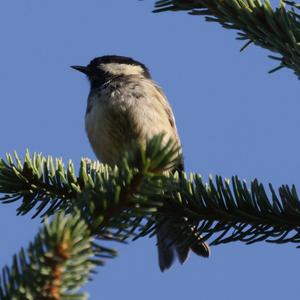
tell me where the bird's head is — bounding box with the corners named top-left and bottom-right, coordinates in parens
top-left (71, 55), bottom-right (151, 87)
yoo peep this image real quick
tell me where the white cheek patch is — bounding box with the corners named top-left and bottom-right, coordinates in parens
top-left (99, 63), bottom-right (144, 76)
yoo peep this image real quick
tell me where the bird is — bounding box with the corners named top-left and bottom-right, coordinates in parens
top-left (71, 55), bottom-right (210, 271)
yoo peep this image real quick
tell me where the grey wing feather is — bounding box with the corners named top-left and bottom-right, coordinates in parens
top-left (152, 83), bottom-right (210, 270)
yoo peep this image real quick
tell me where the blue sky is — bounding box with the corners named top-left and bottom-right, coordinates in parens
top-left (1, 1), bottom-right (300, 299)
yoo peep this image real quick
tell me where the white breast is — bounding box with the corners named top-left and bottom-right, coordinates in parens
top-left (85, 78), bottom-right (181, 165)
top-left (85, 91), bottom-right (117, 164)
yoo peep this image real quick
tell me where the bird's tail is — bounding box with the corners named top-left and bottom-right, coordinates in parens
top-left (157, 222), bottom-right (210, 272)
top-left (157, 159), bottom-right (210, 271)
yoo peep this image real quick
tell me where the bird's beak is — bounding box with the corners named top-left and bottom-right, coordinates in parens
top-left (71, 65), bottom-right (90, 75)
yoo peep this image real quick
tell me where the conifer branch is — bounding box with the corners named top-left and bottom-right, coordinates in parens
top-left (1, 137), bottom-right (300, 252)
top-left (0, 136), bottom-right (179, 241)
top-left (0, 212), bottom-right (110, 300)
top-left (142, 174), bottom-right (300, 248)
top-left (153, 0), bottom-right (300, 78)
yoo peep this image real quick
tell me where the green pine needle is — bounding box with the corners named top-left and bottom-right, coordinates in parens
top-left (153, 0), bottom-right (300, 79)
top-left (0, 212), bottom-right (108, 300)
